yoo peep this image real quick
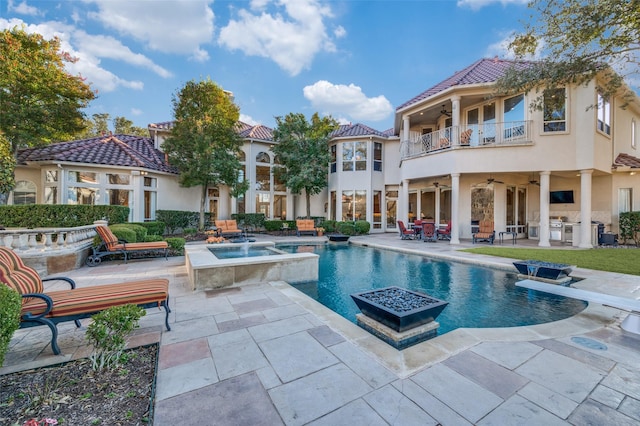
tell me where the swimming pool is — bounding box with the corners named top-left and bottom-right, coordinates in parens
top-left (281, 244), bottom-right (587, 334)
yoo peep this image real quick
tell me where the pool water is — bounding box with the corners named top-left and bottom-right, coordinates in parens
top-left (280, 244), bottom-right (587, 334)
top-left (209, 246), bottom-right (281, 259)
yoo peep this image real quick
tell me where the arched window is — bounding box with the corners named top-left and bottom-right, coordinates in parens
top-left (13, 180), bottom-right (36, 204)
top-left (256, 152), bottom-right (270, 163)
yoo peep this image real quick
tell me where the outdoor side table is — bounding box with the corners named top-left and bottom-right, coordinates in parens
top-left (499, 231), bottom-right (517, 245)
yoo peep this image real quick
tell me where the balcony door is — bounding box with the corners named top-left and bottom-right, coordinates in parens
top-left (466, 102), bottom-right (496, 145)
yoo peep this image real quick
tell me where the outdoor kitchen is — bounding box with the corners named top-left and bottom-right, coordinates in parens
top-left (527, 211), bottom-right (611, 246)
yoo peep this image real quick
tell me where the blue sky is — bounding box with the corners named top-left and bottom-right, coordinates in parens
top-left (2, 0), bottom-right (538, 132)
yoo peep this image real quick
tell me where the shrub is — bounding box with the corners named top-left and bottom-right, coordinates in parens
top-left (86, 304), bottom-right (146, 371)
top-left (156, 210), bottom-right (199, 234)
top-left (354, 220), bottom-right (371, 234)
top-left (232, 213), bottom-right (265, 230)
top-left (337, 222), bottom-right (356, 235)
top-left (619, 211), bottom-right (640, 245)
top-left (264, 220), bottom-right (283, 232)
top-left (109, 226), bottom-right (137, 243)
top-left (0, 285), bottom-right (22, 367)
top-left (143, 234), bottom-right (164, 242)
top-left (183, 227), bottom-right (197, 235)
top-left (130, 221), bottom-right (165, 236)
top-left (322, 220), bottom-right (337, 233)
top-left (165, 237), bottom-right (186, 254)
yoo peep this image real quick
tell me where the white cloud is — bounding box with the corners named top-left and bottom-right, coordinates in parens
top-left (0, 18), bottom-right (152, 92)
top-left (131, 108), bottom-right (143, 116)
top-left (219, 0), bottom-right (338, 76)
top-left (85, 0), bottom-right (214, 62)
top-left (457, 0), bottom-right (528, 10)
top-left (7, 0), bottom-right (40, 16)
top-left (334, 25), bottom-right (346, 39)
top-left (240, 114), bottom-right (261, 125)
top-left (303, 80), bottom-right (393, 122)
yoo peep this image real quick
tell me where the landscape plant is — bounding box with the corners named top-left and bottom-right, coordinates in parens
top-left (85, 304), bottom-right (146, 371)
top-left (618, 211), bottom-right (640, 245)
top-left (0, 284), bottom-right (22, 366)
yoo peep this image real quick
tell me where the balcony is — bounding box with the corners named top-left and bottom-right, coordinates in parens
top-left (401, 121), bottom-right (532, 160)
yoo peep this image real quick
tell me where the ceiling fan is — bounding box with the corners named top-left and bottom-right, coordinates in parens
top-left (440, 105), bottom-right (451, 117)
top-left (486, 175), bottom-right (504, 184)
top-left (528, 173), bottom-right (540, 186)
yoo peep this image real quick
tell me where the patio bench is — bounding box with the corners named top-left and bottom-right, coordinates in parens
top-left (296, 219), bottom-right (317, 236)
top-left (0, 247), bottom-right (171, 355)
top-left (87, 225), bottom-right (168, 266)
top-left (214, 220), bottom-right (244, 238)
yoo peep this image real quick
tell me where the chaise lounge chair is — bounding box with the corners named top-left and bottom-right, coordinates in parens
top-left (87, 225), bottom-right (168, 266)
top-left (0, 247), bottom-right (170, 355)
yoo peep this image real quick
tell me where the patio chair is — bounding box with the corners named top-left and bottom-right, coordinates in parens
top-left (473, 220), bottom-right (495, 244)
top-left (87, 225), bottom-right (168, 266)
top-left (413, 219), bottom-right (423, 239)
top-left (422, 222), bottom-right (438, 242)
top-left (0, 247), bottom-right (170, 355)
top-left (460, 129), bottom-right (472, 145)
top-left (397, 221), bottom-right (415, 240)
top-left (438, 221), bottom-right (452, 241)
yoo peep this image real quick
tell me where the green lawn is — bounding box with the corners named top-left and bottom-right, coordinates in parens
top-left (461, 247), bottom-right (640, 276)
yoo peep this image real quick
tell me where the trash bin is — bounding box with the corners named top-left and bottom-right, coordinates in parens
top-left (600, 233), bottom-right (617, 246)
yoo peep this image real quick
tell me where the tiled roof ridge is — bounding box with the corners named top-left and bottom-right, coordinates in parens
top-left (614, 153), bottom-right (640, 168)
top-left (330, 122), bottom-right (388, 138)
top-left (98, 135), bottom-right (149, 167)
top-left (396, 57), bottom-right (537, 111)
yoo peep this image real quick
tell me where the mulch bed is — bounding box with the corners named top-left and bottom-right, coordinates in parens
top-left (0, 345), bottom-right (158, 426)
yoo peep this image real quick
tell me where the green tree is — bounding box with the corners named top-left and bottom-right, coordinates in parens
top-left (272, 112), bottom-right (338, 219)
top-left (113, 116), bottom-right (148, 137)
top-left (0, 27), bottom-right (95, 155)
top-left (162, 78), bottom-right (247, 230)
top-left (496, 0), bottom-right (640, 106)
top-left (0, 135), bottom-right (16, 204)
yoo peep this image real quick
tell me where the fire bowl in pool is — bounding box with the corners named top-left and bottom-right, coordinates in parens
top-left (513, 260), bottom-right (574, 282)
top-left (351, 286), bottom-right (448, 349)
top-left (185, 242), bottom-right (319, 290)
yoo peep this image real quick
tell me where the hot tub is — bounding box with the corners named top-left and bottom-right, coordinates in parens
top-left (185, 242), bottom-right (319, 290)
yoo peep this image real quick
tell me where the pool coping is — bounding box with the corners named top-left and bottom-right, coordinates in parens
top-left (271, 239), bottom-right (626, 378)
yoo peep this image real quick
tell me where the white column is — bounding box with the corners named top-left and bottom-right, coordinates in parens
top-left (450, 173), bottom-right (460, 244)
top-left (579, 169), bottom-right (594, 248)
top-left (538, 171), bottom-right (551, 247)
top-left (403, 116), bottom-right (410, 142)
top-left (399, 179), bottom-right (409, 225)
top-left (451, 95), bottom-right (461, 143)
top-left (435, 186), bottom-right (441, 223)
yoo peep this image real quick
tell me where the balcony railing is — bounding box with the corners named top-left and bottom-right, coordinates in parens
top-left (401, 121), bottom-right (532, 160)
top-left (0, 225), bottom-right (97, 253)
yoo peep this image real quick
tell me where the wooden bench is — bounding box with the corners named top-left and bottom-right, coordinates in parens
top-left (214, 220), bottom-right (244, 238)
top-left (296, 219), bottom-right (317, 236)
top-left (87, 225), bottom-right (168, 266)
top-left (516, 279), bottom-right (640, 335)
top-left (0, 247), bottom-right (171, 355)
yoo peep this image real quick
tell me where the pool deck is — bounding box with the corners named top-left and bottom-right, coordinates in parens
top-left (3, 235), bottom-right (640, 425)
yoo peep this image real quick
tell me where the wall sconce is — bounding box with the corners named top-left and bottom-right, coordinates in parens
top-left (140, 171), bottom-right (148, 176)
top-left (631, 172), bottom-right (636, 176)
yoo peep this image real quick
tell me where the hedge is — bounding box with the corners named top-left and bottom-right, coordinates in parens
top-left (619, 211), bottom-right (640, 245)
top-left (0, 205), bottom-right (129, 228)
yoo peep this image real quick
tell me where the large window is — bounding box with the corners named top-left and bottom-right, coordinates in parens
top-left (330, 145), bottom-right (337, 173)
top-left (597, 93), bottom-right (611, 135)
top-left (373, 190), bottom-right (381, 229)
top-left (374, 142), bottom-right (382, 172)
top-left (342, 141), bottom-right (366, 171)
top-left (503, 94), bottom-right (525, 139)
top-left (386, 189), bottom-right (397, 228)
top-left (543, 88), bottom-right (566, 132)
top-left (144, 177), bottom-right (157, 221)
top-left (619, 188), bottom-right (632, 214)
top-left (12, 180), bottom-right (36, 204)
top-left (471, 186), bottom-right (494, 222)
top-left (341, 190), bottom-right (366, 221)
top-left (274, 194), bottom-right (286, 219)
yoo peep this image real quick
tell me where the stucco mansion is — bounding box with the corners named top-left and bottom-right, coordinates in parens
top-left (12, 58), bottom-right (640, 247)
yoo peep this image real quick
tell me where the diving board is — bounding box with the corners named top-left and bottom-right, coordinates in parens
top-left (516, 279), bottom-right (640, 335)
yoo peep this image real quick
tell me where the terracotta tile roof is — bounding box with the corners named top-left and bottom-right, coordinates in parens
top-left (330, 123), bottom-right (388, 138)
top-left (148, 120), bottom-right (274, 141)
top-left (17, 134), bottom-right (178, 174)
top-left (396, 58), bottom-right (536, 111)
top-left (614, 153), bottom-right (640, 168)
